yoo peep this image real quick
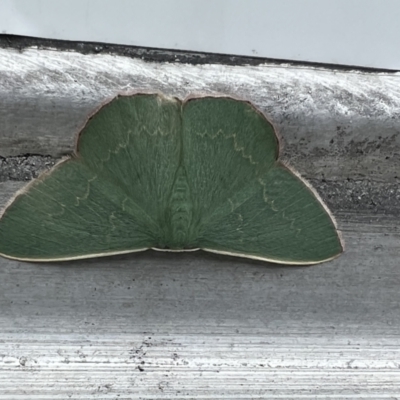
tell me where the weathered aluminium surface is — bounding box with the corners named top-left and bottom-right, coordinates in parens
top-left (1, 48), bottom-right (400, 183)
top-left (0, 46), bottom-right (399, 398)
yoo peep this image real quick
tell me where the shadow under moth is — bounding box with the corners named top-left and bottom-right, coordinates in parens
top-left (0, 93), bottom-right (343, 264)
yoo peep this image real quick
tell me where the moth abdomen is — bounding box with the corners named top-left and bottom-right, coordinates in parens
top-left (167, 166), bottom-right (193, 249)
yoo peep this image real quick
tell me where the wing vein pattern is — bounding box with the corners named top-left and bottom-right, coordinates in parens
top-left (0, 94), bottom-right (342, 263)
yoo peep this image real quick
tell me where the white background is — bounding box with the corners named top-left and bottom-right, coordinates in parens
top-left (1, 0), bottom-right (400, 69)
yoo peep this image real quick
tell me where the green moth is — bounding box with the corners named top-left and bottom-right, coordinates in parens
top-left (0, 94), bottom-right (343, 264)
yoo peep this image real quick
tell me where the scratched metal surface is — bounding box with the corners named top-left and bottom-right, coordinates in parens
top-left (0, 47), bottom-right (400, 399)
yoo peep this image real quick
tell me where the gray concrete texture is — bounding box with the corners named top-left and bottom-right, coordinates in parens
top-left (0, 43), bottom-right (400, 398)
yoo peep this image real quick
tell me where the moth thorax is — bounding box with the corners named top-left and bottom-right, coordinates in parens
top-left (168, 166), bottom-right (193, 249)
